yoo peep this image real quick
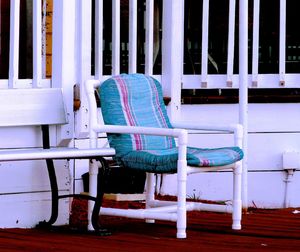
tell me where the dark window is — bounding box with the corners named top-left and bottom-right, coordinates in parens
top-left (0, 0), bottom-right (10, 78)
top-left (286, 1), bottom-right (300, 73)
top-left (0, 0), bottom-right (52, 79)
top-left (92, 0), bottom-right (162, 76)
top-left (184, 0), bottom-right (231, 74)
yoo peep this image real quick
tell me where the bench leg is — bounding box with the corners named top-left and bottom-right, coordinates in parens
top-left (36, 158), bottom-right (59, 228)
top-left (35, 125), bottom-right (59, 226)
top-left (46, 158), bottom-right (60, 225)
top-left (38, 158), bottom-right (111, 235)
top-left (91, 187), bottom-right (104, 231)
top-left (91, 158), bottom-right (111, 235)
top-left (36, 125), bottom-right (110, 235)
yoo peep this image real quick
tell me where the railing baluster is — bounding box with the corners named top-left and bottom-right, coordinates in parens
top-left (201, 0), bottom-right (209, 88)
top-left (42, 0), bottom-right (47, 79)
top-left (279, 0), bottom-right (286, 86)
top-left (95, 0), bottom-right (103, 79)
top-left (227, 0), bottom-right (236, 87)
top-left (112, 0), bottom-right (120, 75)
top-left (251, 0), bottom-right (260, 87)
top-left (129, 0), bottom-right (137, 74)
top-left (33, 0), bottom-right (42, 88)
top-left (9, 0), bottom-right (20, 89)
top-left (145, 0), bottom-right (154, 75)
top-left (0, 1), bottom-right (2, 56)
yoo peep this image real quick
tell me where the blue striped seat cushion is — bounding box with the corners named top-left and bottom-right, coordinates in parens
top-left (119, 147), bottom-right (244, 173)
top-left (99, 73), bottom-right (176, 157)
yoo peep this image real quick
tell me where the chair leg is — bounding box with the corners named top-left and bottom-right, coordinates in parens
top-left (232, 162), bottom-right (242, 230)
top-left (88, 158), bottom-right (111, 235)
top-left (91, 158), bottom-right (106, 231)
top-left (87, 159), bottom-right (99, 231)
top-left (145, 173), bottom-right (155, 223)
top-left (176, 161), bottom-right (187, 239)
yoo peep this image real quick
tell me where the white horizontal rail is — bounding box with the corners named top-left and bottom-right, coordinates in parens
top-left (149, 200), bottom-right (233, 213)
top-left (190, 201), bottom-right (233, 213)
top-left (182, 74), bottom-right (300, 89)
top-left (100, 207), bottom-right (177, 222)
top-left (0, 79), bottom-right (51, 89)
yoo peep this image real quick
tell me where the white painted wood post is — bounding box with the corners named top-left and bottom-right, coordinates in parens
top-left (52, 0), bottom-right (77, 143)
top-left (239, 0), bottom-right (248, 209)
top-left (74, 0), bottom-right (92, 137)
top-left (161, 0), bottom-right (184, 200)
top-left (162, 0), bottom-right (184, 123)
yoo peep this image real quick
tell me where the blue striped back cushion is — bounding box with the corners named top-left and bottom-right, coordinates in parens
top-left (99, 74), bottom-right (176, 157)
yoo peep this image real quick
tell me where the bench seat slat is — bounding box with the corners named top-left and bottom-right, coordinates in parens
top-left (0, 148), bottom-right (115, 162)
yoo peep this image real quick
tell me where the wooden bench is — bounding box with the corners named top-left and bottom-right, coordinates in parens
top-left (0, 88), bottom-right (115, 232)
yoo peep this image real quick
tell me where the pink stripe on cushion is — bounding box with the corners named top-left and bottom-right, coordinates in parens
top-left (147, 76), bottom-right (174, 148)
top-left (115, 76), bottom-right (143, 150)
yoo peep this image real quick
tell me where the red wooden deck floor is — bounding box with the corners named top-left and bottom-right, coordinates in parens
top-left (1, 199), bottom-right (300, 251)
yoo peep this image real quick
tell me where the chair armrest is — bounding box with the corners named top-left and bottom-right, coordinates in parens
top-left (171, 121), bottom-right (243, 148)
top-left (171, 121), bottom-right (242, 133)
top-left (92, 124), bottom-right (187, 140)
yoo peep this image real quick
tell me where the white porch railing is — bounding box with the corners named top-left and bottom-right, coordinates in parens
top-left (0, 0), bottom-right (50, 89)
top-left (2, 1), bottom-right (299, 117)
top-left (0, 0), bottom-right (74, 142)
top-left (85, 0), bottom-right (300, 89)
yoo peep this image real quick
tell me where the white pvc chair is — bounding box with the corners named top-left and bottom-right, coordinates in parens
top-left (85, 73), bottom-right (243, 239)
